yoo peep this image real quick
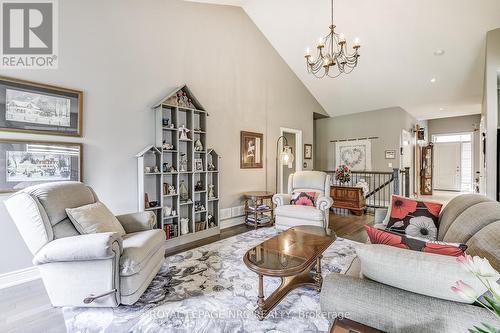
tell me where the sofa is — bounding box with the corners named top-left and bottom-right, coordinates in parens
top-left (272, 171), bottom-right (333, 230)
top-left (5, 181), bottom-right (165, 307)
top-left (320, 194), bottom-right (500, 332)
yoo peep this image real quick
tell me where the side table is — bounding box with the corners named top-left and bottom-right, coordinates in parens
top-left (243, 191), bottom-right (274, 229)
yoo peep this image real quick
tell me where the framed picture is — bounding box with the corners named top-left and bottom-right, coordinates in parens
top-left (240, 131), bottom-right (263, 169)
top-left (385, 150), bottom-right (396, 159)
top-left (0, 139), bottom-right (82, 193)
top-left (194, 158), bottom-right (204, 171)
top-left (304, 144), bottom-right (313, 159)
top-left (0, 76), bottom-right (83, 137)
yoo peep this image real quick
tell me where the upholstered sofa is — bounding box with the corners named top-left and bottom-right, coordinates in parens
top-left (272, 171), bottom-right (333, 230)
top-left (320, 194), bottom-right (500, 332)
top-left (5, 181), bottom-right (165, 307)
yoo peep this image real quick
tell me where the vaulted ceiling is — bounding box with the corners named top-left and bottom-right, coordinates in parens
top-left (188, 0), bottom-right (500, 119)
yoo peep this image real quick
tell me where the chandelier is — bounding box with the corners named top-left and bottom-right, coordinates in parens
top-left (305, 0), bottom-right (360, 78)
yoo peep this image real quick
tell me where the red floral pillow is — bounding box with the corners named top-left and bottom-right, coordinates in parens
top-left (386, 195), bottom-right (443, 240)
top-left (365, 225), bottom-right (467, 257)
top-left (290, 192), bottom-right (317, 206)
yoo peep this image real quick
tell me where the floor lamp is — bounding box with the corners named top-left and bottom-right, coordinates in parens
top-left (276, 136), bottom-right (294, 193)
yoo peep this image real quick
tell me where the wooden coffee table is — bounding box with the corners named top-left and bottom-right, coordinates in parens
top-left (243, 225), bottom-right (336, 320)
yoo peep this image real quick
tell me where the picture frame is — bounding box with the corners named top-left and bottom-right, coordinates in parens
top-left (0, 139), bottom-right (83, 193)
top-left (0, 76), bottom-right (83, 137)
top-left (194, 158), bottom-right (204, 171)
top-left (385, 150), bottom-right (396, 159)
top-left (304, 144), bottom-right (313, 159)
top-left (240, 131), bottom-right (263, 169)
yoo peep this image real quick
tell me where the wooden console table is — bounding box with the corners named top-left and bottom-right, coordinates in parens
top-left (330, 186), bottom-right (366, 215)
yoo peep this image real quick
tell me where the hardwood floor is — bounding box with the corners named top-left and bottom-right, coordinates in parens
top-left (1, 212), bottom-right (372, 333)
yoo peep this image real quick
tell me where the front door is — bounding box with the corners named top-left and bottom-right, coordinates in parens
top-left (434, 142), bottom-right (461, 191)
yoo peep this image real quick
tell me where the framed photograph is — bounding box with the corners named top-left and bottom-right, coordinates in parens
top-left (385, 150), bottom-right (396, 159)
top-left (240, 131), bottom-right (263, 169)
top-left (0, 76), bottom-right (83, 137)
top-left (304, 144), bottom-right (313, 159)
top-left (0, 139), bottom-right (82, 193)
top-left (194, 158), bottom-right (204, 171)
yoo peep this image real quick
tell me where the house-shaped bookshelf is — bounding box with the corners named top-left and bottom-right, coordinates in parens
top-left (137, 85), bottom-right (220, 248)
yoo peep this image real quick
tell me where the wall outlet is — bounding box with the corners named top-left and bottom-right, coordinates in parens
top-left (231, 205), bottom-right (245, 217)
top-left (220, 208), bottom-right (231, 220)
top-left (388, 162), bottom-right (393, 168)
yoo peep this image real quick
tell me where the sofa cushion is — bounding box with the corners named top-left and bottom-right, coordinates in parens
top-left (66, 202), bottom-right (126, 236)
top-left (120, 229), bottom-right (165, 276)
top-left (275, 204), bottom-right (323, 221)
top-left (290, 191), bottom-right (317, 206)
top-left (385, 195), bottom-right (442, 239)
top-left (25, 181), bottom-right (98, 226)
top-left (466, 221), bottom-right (500, 271)
top-left (365, 225), bottom-right (467, 257)
top-left (355, 243), bottom-right (497, 303)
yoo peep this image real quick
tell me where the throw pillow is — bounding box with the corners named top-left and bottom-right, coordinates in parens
top-left (365, 225), bottom-right (467, 257)
top-left (385, 195), bottom-right (443, 239)
top-left (290, 191), bottom-right (317, 206)
top-left (355, 243), bottom-right (499, 303)
top-left (66, 202), bottom-right (126, 236)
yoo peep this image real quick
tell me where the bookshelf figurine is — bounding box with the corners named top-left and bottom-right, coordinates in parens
top-left (194, 139), bottom-right (203, 151)
top-left (178, 124), bottom-right (190, 140)
top-left (180, 153), bottom-right (188, 172)
top-left (180, 218), bottom-right (189, 235)
top-left (207, 162), bottom-right (216, 171)
top-left (195, 180), bottom-right (203, 191)
top-left (208, 184), bottom-right (216, 200)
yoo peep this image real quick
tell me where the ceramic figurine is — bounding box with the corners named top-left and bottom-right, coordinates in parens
top-left (162, 140), bottom-right (174, 150)
top-left (207, 162), bottom-right (216, 171)
top-left (169, 123), bottom-right (175, 129)
top-left (180, 218), bottom-right (189, 235)
top-left (194, 180), bottom-right (203, 191)
top-left (208, 214), bottom-right (215, 228)
top-left (176, 92), bottom-right (184, 106)
top-left (169, 165), bottom-right (177, 173)
top-left (182, 92), bottom-right (189, 106)
top-left (179, 180), bottom-right (189, 202)
top-left (163, 163), bottom-right (168, 173)
top-left (188, 98), bottom-right (195, 108)
top-left (171, 210), bottom-right (176, 216)
top-left (168, 184), bottom-right (176, 195)
top-left (144, 166), bottom-right (151, 173)
top-left (180, 153), bottom-right (187, 172)
top-left (194, 139), bottom-right (203, 151)
top-left (153, 166), bottom-right (160, 173)
top-left (164, 206), bottom-right (172, 217)
top-left (178, 124), bottom-right (190, 140)
top-left (208, 184), bottom-right (215, 199)
top-left (162, 118), bottom-right (169, 126)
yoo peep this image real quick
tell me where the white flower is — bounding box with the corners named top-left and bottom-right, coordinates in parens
top-left (451, 280), bottom-right (479, 302)
top-left (457, 255), bottom-right (498, 278)
top-left (405, 216), bottom-right (437, 240)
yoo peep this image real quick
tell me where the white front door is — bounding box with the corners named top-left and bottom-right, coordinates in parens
top-left (434, 142), bottom-right (461, 191)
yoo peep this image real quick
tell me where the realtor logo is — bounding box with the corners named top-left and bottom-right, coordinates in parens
top-left (1, 0), bottom-right (58, 68)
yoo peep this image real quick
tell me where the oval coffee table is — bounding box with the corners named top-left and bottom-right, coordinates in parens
top-left (243, 225), bottom-right (336, 320)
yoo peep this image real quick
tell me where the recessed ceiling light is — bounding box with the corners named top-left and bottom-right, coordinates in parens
top-left (434, 49), bottom-right (445, 56)
top-left (430, 78), bottom-right (437, 83)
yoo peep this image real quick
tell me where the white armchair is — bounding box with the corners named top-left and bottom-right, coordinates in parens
top-left (273, 171), bottom-right (333, 230)
top-left (5, 181), bottom-right (165, 307)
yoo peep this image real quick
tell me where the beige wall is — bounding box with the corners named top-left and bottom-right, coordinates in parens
top-left (0, 0), bottom-right (324, 274)
top-left (428, 114), bottom-right (482, 174)
top-left (314, 107), bottom-right (416, 172)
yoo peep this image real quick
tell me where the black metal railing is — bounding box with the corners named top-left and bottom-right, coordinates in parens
top-left (326, 167), bottom-right (410, 214)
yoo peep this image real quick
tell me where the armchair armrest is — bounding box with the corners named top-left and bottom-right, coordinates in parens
top-left (33, 232), bottom-right (122, 265)
top-left (316, 196), bottom-right (333, 211)
top-left (272, 194), bottom-right (291, 207)
top-left (116, 211), bottom-right (156, 233)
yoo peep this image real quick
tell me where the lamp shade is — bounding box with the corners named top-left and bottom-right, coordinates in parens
top-left (280, 146), bottom-right (294, 168)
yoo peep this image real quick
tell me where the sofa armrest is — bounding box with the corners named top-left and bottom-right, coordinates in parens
top-left (33, 232), bottom-right (122, 265)
top-left (272, 194), bottom-right (291, 207)
top-left (116, 211), bottom-right (156, 233)
top-left (374, 208), bottom-right (388, 224)
top-left (316, 196), bottom-right (333, 211)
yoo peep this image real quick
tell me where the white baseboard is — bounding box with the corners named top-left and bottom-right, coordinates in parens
top-left (0, 266), bottom-right (40, 289)
top-left (220, 216), bottom-right (244, 229)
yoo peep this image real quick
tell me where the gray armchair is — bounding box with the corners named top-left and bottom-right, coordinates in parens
top-left (5, 181), bottom-right (165, 307)
top-left (273, 171), bottom-right (333, 230)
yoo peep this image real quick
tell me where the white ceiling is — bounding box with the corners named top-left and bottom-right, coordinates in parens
top-left (188, 0), bottom-right (500, 120)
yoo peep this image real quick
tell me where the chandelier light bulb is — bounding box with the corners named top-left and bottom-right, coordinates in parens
top-left (354, 38), bottom-right (360, 47)
top-left (339, 33), bottom-right (345, 42)
top-left (306, 47), bottom-right (310, 56)
top-left (318, 37), bottom-right (324, 47)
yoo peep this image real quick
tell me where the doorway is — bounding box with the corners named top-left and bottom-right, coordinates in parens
top-left (279, 128), bottom-right (302, 193)
top-left (432, 133), bottom-right (473, 192)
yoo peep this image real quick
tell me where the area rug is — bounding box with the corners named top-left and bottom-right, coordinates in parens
top-left (63, 227), bottom-right (358, 333)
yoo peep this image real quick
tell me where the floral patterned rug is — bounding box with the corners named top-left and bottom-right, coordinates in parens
top-left (63, 227), bottom-right (358, 333)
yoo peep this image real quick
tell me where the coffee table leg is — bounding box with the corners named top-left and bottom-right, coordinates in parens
top-left (256, 274), bottom-right (265, 320)
top-left (314, 255), bottom-right (323, 292)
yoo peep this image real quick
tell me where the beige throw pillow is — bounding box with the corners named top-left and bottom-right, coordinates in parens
top-left (66, 202), bottom-right (126, 236)
top-left (355, 243), bottom-right (499, 303)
